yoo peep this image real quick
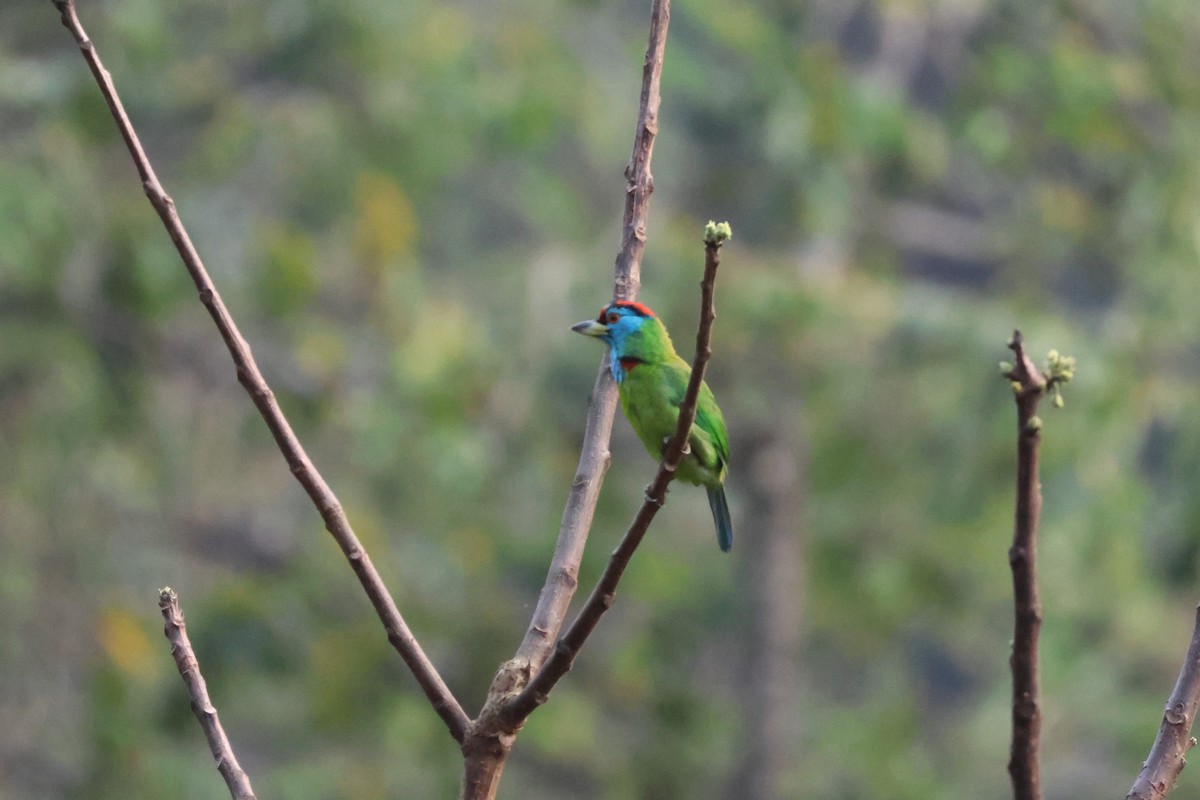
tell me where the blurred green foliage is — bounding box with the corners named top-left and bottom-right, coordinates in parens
top-left (4, 0), bottom-right (1200, 797)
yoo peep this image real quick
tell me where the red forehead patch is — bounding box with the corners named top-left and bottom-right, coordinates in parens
top-left (611, 301), bottom-right (655, 317)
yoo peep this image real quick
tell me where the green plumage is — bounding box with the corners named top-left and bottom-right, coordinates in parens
top-left (573, 302), bottom-right (733, 551)
top-left (619, 347), bottom-right (729, 489)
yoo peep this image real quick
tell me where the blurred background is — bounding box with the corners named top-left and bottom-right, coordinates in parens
top-left (3, 0), bottom-right (1200, 797)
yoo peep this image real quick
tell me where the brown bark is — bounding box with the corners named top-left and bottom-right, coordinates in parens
top-left (459, 726), bottom-right (515, 800)
top-left (158, 588), bottom-right (257, 800)
top-left (1005, 330), bottom-right (1047, 800)
top-left (1127, 606), bottom-right (1200, 800)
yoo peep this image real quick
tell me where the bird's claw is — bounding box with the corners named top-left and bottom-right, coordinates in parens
top-left (661, 436), bottom-right (691, 456)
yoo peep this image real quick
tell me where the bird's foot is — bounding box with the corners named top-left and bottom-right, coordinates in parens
top-left (661, 436), bottom-right (691, 456)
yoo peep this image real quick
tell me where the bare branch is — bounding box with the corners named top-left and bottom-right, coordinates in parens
top-left (509, 0), bottom-right (672, 676)
top-left (158, 588), bottom-right (257, 800)
top-left (1004, 329), bottom-right (1047, 800)
top-left (454, 5), bottom-right (675, 794)
top-left (53, 0), bottom-right (469, 743)
top-left (502, 224), bottom-right (729, 724)
top-left (1127, 606), bottom-right (1200, 800)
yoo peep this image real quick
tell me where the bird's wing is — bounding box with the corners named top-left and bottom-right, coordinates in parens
top-left (695, 385), bottom-right (730, 467)
top-left (664, 356), bottom-right (728, 470)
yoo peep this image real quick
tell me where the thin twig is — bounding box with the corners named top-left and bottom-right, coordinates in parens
top-left (502, 227), bottom-right (727, 723)
top-left (1127, 606), bottom-right (1200, 800)
top-left (1004, 330), bottom-right (1047, 800)
top-left (508, 0), bottom-right (671, 676)
top-left (158, 587), bottom-right (257, 800)
top-left (53, 0), bottom-right (470, 743)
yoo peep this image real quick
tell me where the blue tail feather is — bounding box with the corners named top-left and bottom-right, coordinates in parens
top-left (707, 486), bottom-right (733, 552)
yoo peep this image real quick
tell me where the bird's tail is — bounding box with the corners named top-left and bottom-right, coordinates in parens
top-left (707, 486), bottom-right (733, 553)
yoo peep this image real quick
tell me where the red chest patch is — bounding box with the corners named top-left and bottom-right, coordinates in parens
top-left (619, 357), bottom-right (643, 373)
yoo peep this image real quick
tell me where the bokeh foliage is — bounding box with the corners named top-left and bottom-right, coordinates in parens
top-left (4, 0), bottom-right (1200, 797)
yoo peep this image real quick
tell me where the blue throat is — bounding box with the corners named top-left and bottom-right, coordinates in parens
top-left (609, 350), bottom-right (628, 383)
top-left (596, 309), bottom-right (649, 384)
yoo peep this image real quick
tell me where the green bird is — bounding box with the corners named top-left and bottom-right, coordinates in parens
top-left (572, 300), bottom-right (733, 551)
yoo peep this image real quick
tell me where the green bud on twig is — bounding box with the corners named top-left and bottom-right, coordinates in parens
top-left (1025, 416), bottom-right (1043, 433)
top-left (1045, 349), bottom-right (1076, 384)
top-left (999, 361), bottom-right (1014, 377)
top-left (704, 220), bottom-right (733, 246)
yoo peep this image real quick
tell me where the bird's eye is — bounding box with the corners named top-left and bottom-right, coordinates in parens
top-left (606, 311), bottom-right (620, 324)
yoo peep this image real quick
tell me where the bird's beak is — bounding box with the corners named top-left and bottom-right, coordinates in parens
top-left (571, 319), bottom-right (609, 337)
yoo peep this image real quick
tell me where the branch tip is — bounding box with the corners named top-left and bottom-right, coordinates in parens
top-left (157, 588), bottom-right (258, 800)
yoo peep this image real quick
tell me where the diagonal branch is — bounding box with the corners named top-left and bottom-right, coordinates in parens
top-left (1004, 330), bottom-right (1048, 800)
top-left (509, 0), bottom-right (671, 675)
top-left (53, 0), bottom-right (470, 743)
top-left (1127, 606), bottom-right (1200, 800)
top-left (501, 224), bottom-right (729, 724)
top-left (158, 588), bottom-right (257, 800)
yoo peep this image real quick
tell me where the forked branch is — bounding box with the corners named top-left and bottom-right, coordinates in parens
top-left (53, 0), bottom-right (469, 743)
top-left (158, 588), bottom-right (257, 800)
top-left (459, 5), bottom-right (674, 793)
top-left (509, 0), bottom-right (672, 675)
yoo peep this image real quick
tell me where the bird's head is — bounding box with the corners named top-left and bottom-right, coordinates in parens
top-left (571, 301), bottom-right (656, 348)
top-left (573, 300), bottom-right (676, 379)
